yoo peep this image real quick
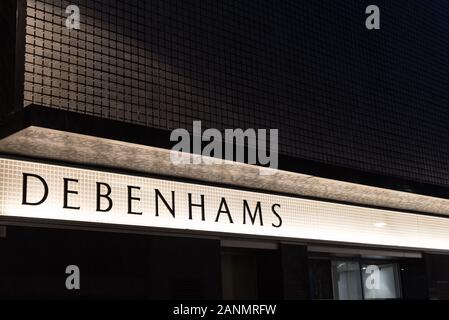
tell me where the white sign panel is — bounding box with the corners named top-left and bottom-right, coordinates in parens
top-left (1, 158), bottom-right (449, 250)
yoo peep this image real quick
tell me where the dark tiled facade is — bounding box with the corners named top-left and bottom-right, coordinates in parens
top-left (3, 0), bottom-right (449, 301)
top-left (19, 0), bottom-right (449, 188)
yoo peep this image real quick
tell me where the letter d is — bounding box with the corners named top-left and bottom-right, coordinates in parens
top-left (22, 173), bottom-right (49, 205)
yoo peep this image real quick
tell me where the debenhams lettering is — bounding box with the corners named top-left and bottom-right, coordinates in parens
top-left (21, 173), bottom-right (283, 228)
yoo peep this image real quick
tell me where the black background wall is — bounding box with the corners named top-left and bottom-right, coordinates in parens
top-left (400, 258), bottom-right (429, 300)
top-left (0, 227), bottom-right (222, 299)
top-left (425, 253), bottom-right (449, 300)
top-left (19, 0), bottom-right (449, 189)
top-left (0, 0), bottom-right (17, 119)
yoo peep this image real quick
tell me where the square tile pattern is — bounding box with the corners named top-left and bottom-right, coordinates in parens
top-left (22, 0), bottom-right (449, 187)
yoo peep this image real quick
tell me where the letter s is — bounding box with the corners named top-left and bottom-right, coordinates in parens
top-left (271, 204), bottom-right (282, 228)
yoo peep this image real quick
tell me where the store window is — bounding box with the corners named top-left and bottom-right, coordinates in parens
top-left (361, 262), bottom-right (401, 299)
top-left (331, 261), bottom-right (363, 300)
top-left (330, 260), bottom-right (401, 300)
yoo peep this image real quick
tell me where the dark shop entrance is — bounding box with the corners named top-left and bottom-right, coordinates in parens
top-left (0, 225), bottom-right (446, 299)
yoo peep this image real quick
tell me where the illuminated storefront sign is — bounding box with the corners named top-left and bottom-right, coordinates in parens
top-left (1, 157), bottom-right (449, 250)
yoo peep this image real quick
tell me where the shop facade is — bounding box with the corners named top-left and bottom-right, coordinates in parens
top-left (2, 0), bottom-right (449, 299)
top-left (0, 150), bottom-right (445, 299)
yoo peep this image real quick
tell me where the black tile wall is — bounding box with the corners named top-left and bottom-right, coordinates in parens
top-left (0, 0), bottom-right (18, 118)
top-left (21, 0), bottom-right (449, 187)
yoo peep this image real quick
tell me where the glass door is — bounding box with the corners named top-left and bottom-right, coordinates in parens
top-left (331, 261), bottom-right (363, 300)
top-left (361, 261), bottom-right (401, 299)
top-left (330, 259), bottom-right (402, 300)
